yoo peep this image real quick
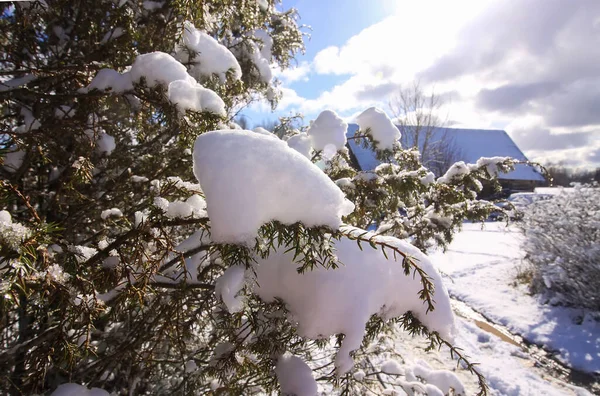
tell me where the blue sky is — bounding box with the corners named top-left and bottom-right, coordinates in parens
top-left (243, 0), bottom-right (600, 169)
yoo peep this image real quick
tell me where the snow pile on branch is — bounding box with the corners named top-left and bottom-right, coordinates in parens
top-left (175, 22), bottom-right (242, 83)
top-left (100, 208), bottom-right (123, 220)
top-left (215, 265), bottom-right (246, 313)
top-left (2, 150), bottom-right (25, 173)
top-left (193, 130), bottom-right (354, 243)
top-left (0, 74), bottom-right (36, 92)
top-left (50, 383), bottom-right (109, 396)
top-left (437, 157), bottom-right (513, 184)
top-left (167, 79), bottom-right (225, 115)
top-left (476, 156), bottom-right (510, 175)
top-left (100, 27), bottom-right (124, 44)
top-left (286, 133), bottom-right (312, 159)
top-left (381, 359), bottom-right (403, 375)
top-left (231, 31), bottom-right (274, 83)
top-left (405, 360), bottom-right (465, 395)
top-left (153, 195), bottom-right (207, 219)
top-left (130, 52), bottom-right (194, 87)
top-left (253, 227), bottom-right (455, 374)
top-left (355, 107), bottom-right (400, 150)
top-left (83, 52), bottom-right (225, 115)
top-left (0, 210), bottom-right (31, 251)
top-left (275, 353), bottom-right (318, 396)
top-left (87, 68), bottom-right (133, 93)
top-left (306, 110), bottom-right (347, 152)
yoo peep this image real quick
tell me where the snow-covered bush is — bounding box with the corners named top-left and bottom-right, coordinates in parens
top-left (0, 1), bottom-right (514, 395)
top-left (521, 184), bottom-right (600, 311)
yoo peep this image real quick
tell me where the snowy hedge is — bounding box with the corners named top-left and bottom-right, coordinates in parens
top-left (521, 184), bottom-right (600, 311)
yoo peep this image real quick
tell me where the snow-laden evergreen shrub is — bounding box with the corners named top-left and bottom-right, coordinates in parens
top-left (0, 1), bottom-right (520, 394)
top-left (522, 184), bottom-right (600, 311)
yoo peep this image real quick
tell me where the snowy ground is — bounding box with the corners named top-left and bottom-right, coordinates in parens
top-left (416, 221), bottom-right (600, 395)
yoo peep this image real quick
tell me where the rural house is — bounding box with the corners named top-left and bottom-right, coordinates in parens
top-left (346, 124), bottom-right (547, 193)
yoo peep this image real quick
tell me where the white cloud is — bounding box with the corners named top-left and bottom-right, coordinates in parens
top-left (265, 0), bottom-right (600, 168)
top-left (273, 61), bottom-right (312, 83)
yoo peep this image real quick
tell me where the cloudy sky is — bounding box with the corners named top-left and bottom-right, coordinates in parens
top-left (245, 0), bottom-right (600, 169)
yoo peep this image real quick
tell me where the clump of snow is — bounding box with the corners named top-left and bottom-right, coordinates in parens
top-left (215, 265), bottom-right (246, 313)
top-left (274, 353), bottom-right (318, 396)
top-left (252, 126), bottom-right (276, 138)
top-left (355, 107), bottom-right (400, 150)
top-left (353, 369), bottom-right (366, 381)
top-left (86, 68), bottom-right (133, 93)
top-left (100, 208), bottom-right (123, 220)
top-left (46, 264), bottom-right (70, 283)
top-left (70, 245), bottom-right (98, 263)
top-left (476, 156), bottom-right (509, 176)
top-left (255, 0), bottom-right (268, 11)
top-left (134, 211), bottom-right (148, 227)
top-left (408, 360), bottom-right (465, 395)
top-left (0, 210), bottom-right (31, 251)
top-left (131, 175), bottom-right (149, 183)
top-left (97, 133), bottom-right (116, 155)
top-left (253, 227), bottom-right (455, 374)
top-left (100, 27), bottom-right (124, 44)
top-left (420, 171), bottom-right (436, 185)
top-left (50, 383), bottom-right (109, 396)
top-left (130, 52), bottom-right (195, 87)
top-left (84, 51), bottom-right (225, 117)
top-left (231, 31), bottom-right (273, 83)
top-left (15, 107), bottom-right (41, 133)
top-left (142, 1), bottom-right (163, 11)
top-left (381, 359), bottom-right (403, 375)
top-left (167, 79), bottom-right (225, 116)
top-left (0, 74), bottom-right (36, 92)
top-left (286, 133), bottom-right (312, 159)
top-left (175, 22), bottom-right (242, 83)
top-left (185, 359), bottom-right (197, 373)
top-left (2, 150), bottom-right (25, 173)
top-left (437, 161), bottom-right (470, 184)
top-left (306, 110), bottom-right (347, 152)
top-left (192, 130), bottom-right (354, 243)
top-left (153, 195), bottom-right (207, 219)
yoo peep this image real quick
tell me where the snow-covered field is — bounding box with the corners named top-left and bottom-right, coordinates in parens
top-left (421, 222), bottom-right (600, 395)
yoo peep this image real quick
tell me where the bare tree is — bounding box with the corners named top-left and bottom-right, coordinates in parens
top-left (389, 81), bottom-right (463, 176)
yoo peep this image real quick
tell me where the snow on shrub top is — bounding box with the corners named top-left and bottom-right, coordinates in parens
top-left (130, 51), bottom-right (195, 87)
top-left (175, 22), bottom-right (242, 83)
top-left (83, 52), bottom-right (225, 115)
top-left (167, 79), bottom-right (226, 115)
top-left (355, 107), bottom-right (400, 150)
top-left (253, 226), bottom-right (455, 374)
top-left (306, 110), bottom-right (348, 152)
top-left (192, 130), bottom-right (355, 243)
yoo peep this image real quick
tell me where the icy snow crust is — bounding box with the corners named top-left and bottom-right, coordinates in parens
top-left (253, 227), bottom-right (455, 374)
top-left (355, 107), bottom-right (400, 150)
top-left (192, 130), bottom-right (354, 243)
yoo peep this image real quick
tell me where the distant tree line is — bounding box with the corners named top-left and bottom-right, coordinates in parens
top-left (545, 164), bottom-right (600, 186)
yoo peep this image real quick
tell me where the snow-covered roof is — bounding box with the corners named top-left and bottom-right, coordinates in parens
top-left (347, 124), bottom-right (545, 182)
